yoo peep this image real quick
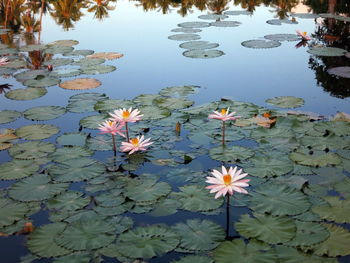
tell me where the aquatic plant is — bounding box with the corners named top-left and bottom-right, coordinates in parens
top-left (296, 30), bottom-right (311, 41)
top-left (110, 107), bottom-right (143, 141)
top-left (98, 120), bottom-right (125, 156)
top-left (121, 135), bottom-right (153, 155)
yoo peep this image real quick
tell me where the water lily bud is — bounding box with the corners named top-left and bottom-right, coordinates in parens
top-left (47, 64), bottom-right (53, 71)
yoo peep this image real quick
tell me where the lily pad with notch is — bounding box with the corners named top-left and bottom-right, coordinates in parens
top-left (183, 49), bottom-right (224, 59)
top-left (5, 87), bottom-right (47, 101)
top-left (241, 40), bottom-right (281, 49)
top-left (168, 34), bottom-right (201, 41)
top-left (23, 106), bottom-right (66, 121)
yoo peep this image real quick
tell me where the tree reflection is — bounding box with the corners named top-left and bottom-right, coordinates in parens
top-left (87, 0), bottom-right (116, 20)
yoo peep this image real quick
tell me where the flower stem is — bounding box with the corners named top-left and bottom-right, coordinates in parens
top-left (125, 122), bottom-right (130, 142)
top-left (112, 134), bottom-right (116, 157)
top-left (222, 121), bottom-right (225, 146)
top-left (226, 194), bottom-right (230, 239)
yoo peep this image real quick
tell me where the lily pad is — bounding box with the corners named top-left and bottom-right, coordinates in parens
top-left (86, 52), bottom-right (123, 60)
top-left (81, 65), bottom-right (116, 75)
top-left (43, 58), bottom-right (73, 67)
top-left (45, 45), bottom-right (74, 54)
top-left (0, 199), bottom-right (29, 228)
top-left (171, 28), bottom-right (202, 33)
top-left (79, 114), bottom-right (108, 129)
top-left (139, 105), bottom-right (171, 120)
top-left (286, 221), bottom-right (329, 246)
top-left (198, 14), bottom-right (228, 20)
top-left (19, 44), bottom-right (47, 52)
top-left (209, 145), bottom-right (254, 162)
top-left (308, 47), bottom-right (347, 57)
top-left (64, 49), bottom-right (94, 57)
top-left (241, 40), bottom-right (281, 49)
top-left (8, 141), bottom-right (55, 160)
top-left (171, 255), bottom-right (213, 263)
top-left (59, 78), bottom-right (101, 90)
top-left (72, 58), bottom-right (105, 67)
top-left (67, 92), bottom-right (108, 113)
top-left (50, 68), bottom-right (81, 78)
top-left (49, 40), bottom-right (79, 46)
top-left (266, 96), bottom-right (304, 108)
top-left (153, 96), bottom-right (194, 110)
top-left (313, 121), bottom-right (350, 136)
top-left (56, 133), bottom-right (88, 147)
top-left (178, 21), bottom-right (210, 28)
top-left (213, 239), bottom-right (277, 263)
top-left (250, 184), bottom-right (311, 216)
top-left (0, 110), bottom-right (21, 124)
top-left (5, 87), bottom-right (47, 100)
top-left (16, 124), bottom-right (59, 140)
top-left (0, 129), bottom-right (17, 151)
top-left (224, 10), bottom-right (252, 16)
top-left (210, 21), bottom-right (241, 27)
top-left (0, 159), bottom-right (39, 180)
top-left (290, 149), bottom-right (342, 167)
top-left (115, 225), bottom-right (180, 259)
top-left (50, 146), bottom-right (93, 163)
top-left (168, 34), bottom-right (201, 41)
top-left (23, 77), bottom-right (60, 88)
top-left (312, 196), bottom-right (350, 223)
top-left (47, 191), bottom-right (90, 211)
top-left (94, 99), bottom-right (133, 112)
top-left (264, 34), bottom-right (300, 41)
top-left (86, 135), bottom-right (113, 151)
top-left (23, 106), bottom-right (66, 121)
top-left (8, 174), bottom-right (68, 201)
top-left (183, 49), bottom-right (224, 58)
top-left (14, 70), bottom-right (48, 82)
top-left (179, 41), bottom-right (219, 50)
top-left (150, 198), bottom-right (181, 217)
top-left (290, 13), bottom-right (319, 19)
top-left (173, 219), bottom-right (225, 251)
top-left (246, 156), bottom-right (294, 178)
top-left (235, 213), bottom-right (296, 244)
top-left (266, 19), bottom-right (298, 25)
top-left (125, 181), bottom-right (171, 202)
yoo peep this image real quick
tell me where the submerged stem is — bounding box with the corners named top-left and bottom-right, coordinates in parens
top-left (226, 194), bottom-right (230, 239)
top-left (112, 134), bottom-right (116, 157)
top-left (125, 122), bottom-right (129, 141)
top-left (222, 120), bottom-right (225, 146)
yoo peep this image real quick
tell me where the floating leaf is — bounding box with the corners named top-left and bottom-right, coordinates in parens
top-left (67, 92), bottom-right (108, 113)
top-left (23, 106), bottom-right (66, 121)
top-left (19, 44), bottom-right (47, 52)
top-left (289, 149), bottom-right (342, 167)
top-left (150, 198), bottom-right (181, 217)
top-left (16, 124), bottom-right (59, 140)
top-left (79, 114), bottom-right (108, 129)
top-left (171, 28), bottom-right (202, 33)
top-left (198, 14), bottom-right (228, 20)
top-left (235, 213), bottom-right (296, 244)
top-left (264, 34), bottom-right (300, 41)
top-left (168, 34), bottom-right (201, 41)
top-left (64, 49), bottom-right (94, 56)
top-left (50, 68), bottom-right (81, 78)
top-left (47, 191), bottom-right (90, 211)
top-left (286, 221), bottom-right (329, 246)
top-left (45, 45), bottom-right (74, 54)
top-left (86, 52), bottom-right (123, 60)
top-left (5, 87), bottom-right (47, 100)
top-left (0, 159), bottom-right (39, 180)
top-left (314, 121), bottom-right (350, 136)
top-left (73, 58), bottom-right (106, 67)
top-left (250, 184), bottom-right (311, 216)
top-left (327, 66), bottom-right (350, 78)
top-left (115, 225), bottom-right (180, 259)
top-left (290, 13), bottom-right (319, 19)
top-left (209, 145), bottom-right (254, 162)
top-left (59, 78), bottom-right (101, 90)
top-left (27, 223), bottom-right (71, 257)
top-left (23, 77), bottom-right (60, 88)
top-left (179, 41), bottom-right (219, 50)
top-left (50, 146), bottom-right (93, 163)
top-left (125, 181), bottom-right (171, 202)
top-left (94, 99), bottom-right (133, 112)
top-left (266, 19), bottom-right (298, 25)
top-left (81, 64), bottom-right (116, 75)
top-left (213, 239), bottom-right (277, 263)
top-left (153, 96), bottom-right (194, 110)
top-left (266, 96), bottom-right (304, 108)
top-left (210, 21), bottom-right (241, 27)
top-left (139, 105), bottom-right (171, 120)
top-left (53, 252), bottom-right (91, 263)
top-left (178, 21), bottom-right (210, 28)
top-left (56, 133), bottom-right (88, 147)
top-left (183, 49), bottom-right (224, 59)
top-left (0, 129), bottom-right (17, 151)
top-left (8, 174), bottom-right (68, 201)
top-left (86, 135), bottom-right (113, 151)
top-left (172, 255), bottom-right (213, 263)
top-left (241, 40), bottom-right (281, 49)
top-left (14, 70), bottom-right (48, 82)
top-left (49, 40), bottom-right (79, 46)
top-left (43, 58), bottom-right (73, 67)
top-left (0, 110), bottom-right (21, 124)
top-left (224, 10), bottom-right (252, 15)
top-left (245, 156), bottom-right (294, 178)
top-left (307, 47), bottom-right (347, 57)
top-left (173, 219), bottom-right (225, 251)
top-left (312, 196), bottom-right (350, 223)
top-left (8, 141), bottom-right (55, 160)
top-left (0, 199), bottom-right (29, 228)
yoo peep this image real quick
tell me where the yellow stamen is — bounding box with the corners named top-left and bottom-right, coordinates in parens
top-left (303, 32), bottom-right (307, 36)
top-left (221, 109), bottom-right (227, 115)
top-left (130, 138), bottom-right (139, 146)
top-left (107, 121), bottom-right (114, 126)
top-left (223, 174), bottom-right (232, 185)
top-left (122, 110), bottom-right (130, 118)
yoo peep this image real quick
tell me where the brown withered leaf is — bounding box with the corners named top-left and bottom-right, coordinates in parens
top-left (59, 78), bottom-right (101, 90)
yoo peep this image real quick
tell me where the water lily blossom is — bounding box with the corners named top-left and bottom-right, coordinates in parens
top-left (121, 135), bottom-right (153, 155)
top-left (296, 30), bottom-right (311, 41)
top-left (110, 107), bottom-right (143, 141)
top-left (0, 57), bottom-right (9, 66)
top-left (206, 166), bottom-right (250, 199)
top-left (98, 120), bottom-right (125, 137)
top-left (208, 107), bottom-right (240, 121)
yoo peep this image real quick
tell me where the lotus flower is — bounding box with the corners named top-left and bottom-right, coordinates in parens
top-left (98, 120), bottom-right (125, 137)
top-left (0, 57), bottom-right (9, 66)
top-left (110, 107), bottom-right (143, 123)
top-left (296, 30), bottom-right (311, 41)
top-left (208, 107), bottom-right (241, 121)
top-left (121, 135), bottom-right (153, 154)
top-left (206, 166), bottom-right (250, 199)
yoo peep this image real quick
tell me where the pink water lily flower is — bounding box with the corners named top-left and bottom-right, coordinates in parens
top-left (121, 135), bottom-right (153, 154)
top-left (110, 107), bottom-right (143, 123)
top-left (206, 166), bottom-right (250, 199)
top-left (208, 107), bottom-right (241, 121)
top-left (98, 120), bottom-right (125, 137)
top-left (0, 57), bottom-right (9, 66)
top-left (296, 30), bottom-right (311, 41)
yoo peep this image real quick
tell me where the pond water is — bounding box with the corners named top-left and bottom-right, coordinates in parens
top-left (0, 0), bottom-right (350, 263)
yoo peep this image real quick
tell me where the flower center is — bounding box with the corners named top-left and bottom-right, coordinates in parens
top-left (223, 174), bottom-right (231, 185)
top-left (122, 110), bottom-right (130, 118)
top-left (130, 138), bottom-right (139, 146)
top-left (107, 121), bottom-right (114, 126)
top-left (303, 32), bottom-right (307, 36)
top-left (221, 109), bottom-right (227, 115)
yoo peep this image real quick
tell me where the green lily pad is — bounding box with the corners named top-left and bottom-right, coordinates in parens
top-left (159, 85), bottom-right (199, 97)
top-left (235, 213), bottom-right (296, 244)
top-left (168, 34), bottom-right (201, 41)
top-left (133, 94), bottom-right (162, 105)
top-left (224, 10), bottom-right (252, 15)
top-left (50, 68), bottom-right (81, 78)
top-left (72, 58), bottom-right (105, 67)
top-left (8, 141), bottom-right (55, 160)
top-left (312, 196), bottom-right (350, 223)
top-left (300, 134), bottom-right (347, 150)
top-left (183, 49), bottom-right (224, 58)
top-left (47, 191), bottom-right (90, 211)
top-left (209, 145), bottom-right (254, 162)
top-left (27, 223), bottom-right (72, 257)
top-left (16, 124), bottom-right (59, 140)
top-left (0, 159), bottom-right (39, 180)
top-left (55, 219), bottom-right (115, 251)
top-left (0, 199), bottom-right (29, 228)
top-left (173, 219), bottom-right (225, 251)
top-left (313, 121), bottom-right (350, 136)
top-left (14, 70), bottom-right (48, 82)
top-left (64, 49), bottom-right (94, 56)
top-left (94, 99), bottom-right (133, 112)
top-left (286, 221), bottom-right (329, 246)
top-left (250, 184), bottom-right (311, 216)
top-left (81, 65), bottom-right (116, 75)
top-left (264, 34), bottom-right (300, 41)
top-left (115, 225), bottom-right (180, 259)
top-left (289, 149), bottom-right (342, 167)
top-left (125, 181), bottom-right (171, 202)
top-left (290, 13), bottom-right (319, 19)
top-left (307, 47), bottom-right (347, 57)
top-left (153, 96), bottom-right (194, 110)
top-left (266, 96), bottom-right (304, 108)
top-left (172, 185), bottom-right (223, 212)
top-left (150, 198), bottom-right (181, 217)
top-left (178, 21), bottom-right (210, 28)
top-left (5, 87), bottom-right (47, 100)
top-left (43, 58), bottom-right (73, 67)
top-left (50, 146), bottom-right (94, 163)
top-left (23, 106), bottom-right (66, 121)
top-left (8, 174), bottom-right (68, 201)
top-left (210, 21), bottom-right (241, 27)
top-left (171, 255), bottom-right (213, 263)
top-left (139, 105), bottom-right (171, 120)
top-left (179, 41), bottom-right (219, 50)
top-left (86, 135), bottom-right (113, 151)
top-left (53, 253), bottom-right (91, 263)
top-left (213, 239), bottom-right (277, 263)
top-left (19, 44), bottom-right (47, 52)
top-left (49, 40), bottom-right (79, 46)
top-left (327, 66), bottom-right (350, 78)
top-left (56, 133), bottom-right (88, 147)
top-left (242, 40), bottom-right (281, 49)
top-left (44, 45), bottom-right (74, 54)
top-left (0, 110), bottom-right (21, 124)
top-left (79, 114), bottom-right (109, 130)
top-left (266, 19), bottom-right (298, 25)
top-left (23, 77), bottom-right (60, 88)
top-left (49, 158), bottom-right (105, 182)
top-left (171, 28), bottom-right (202, 33)
top-left (245, 156), bottom-right (294, 178)
top-left (67, 92), bottom-right (108, 113)
top-left (198, 14), bottom-right (228, 20)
